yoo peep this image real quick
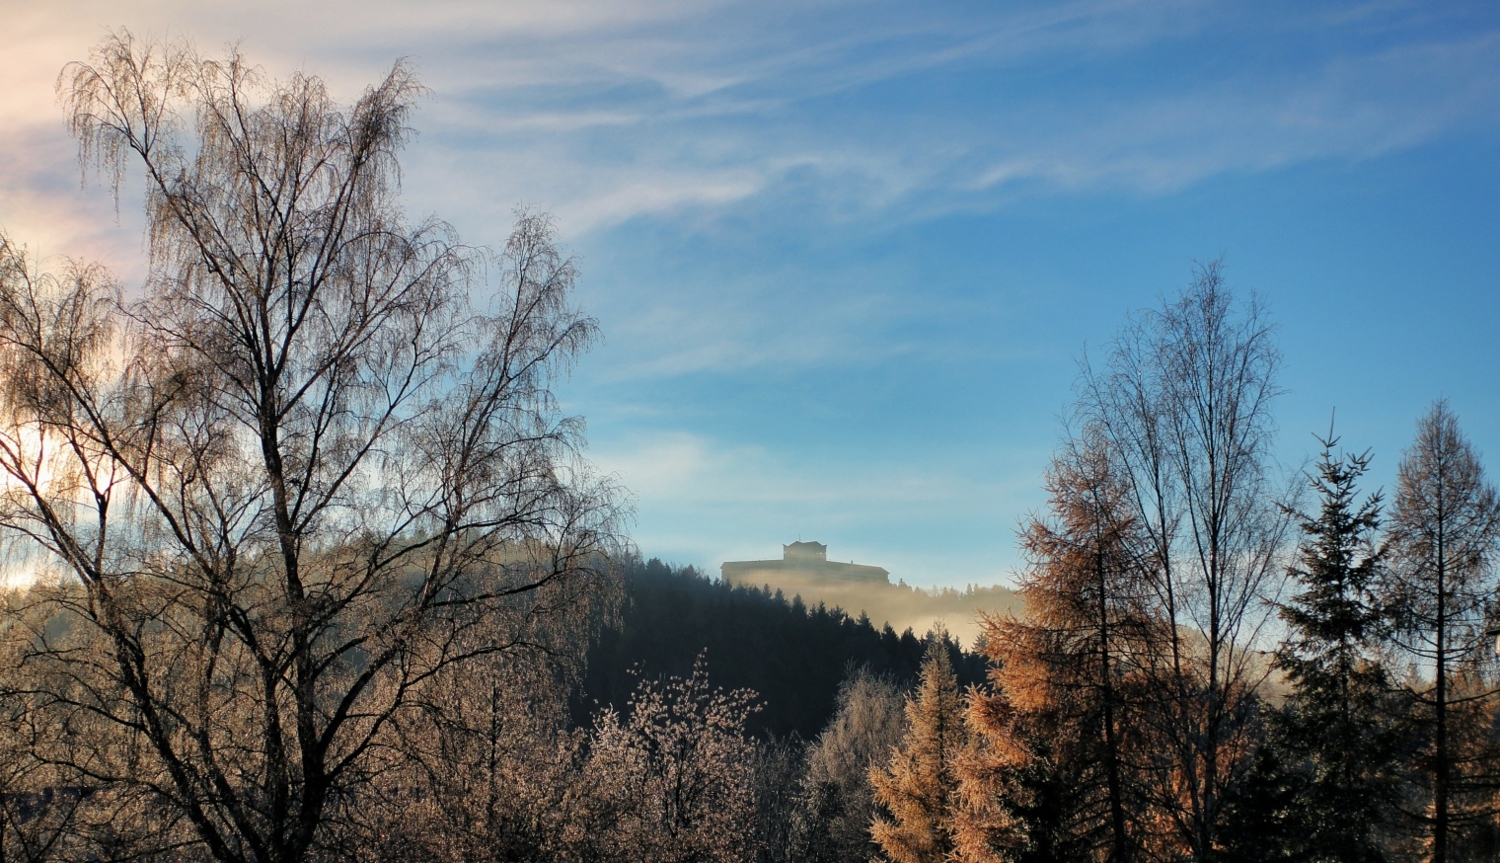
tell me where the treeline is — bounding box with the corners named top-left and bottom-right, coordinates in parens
top-left (579, 557), bottom-right (987, 738)
top-left (0, 562), bottom-right (964, 863)
top-left (725, 569), bottom-right (1021, 649)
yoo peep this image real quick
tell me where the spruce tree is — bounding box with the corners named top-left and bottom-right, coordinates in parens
top-left (871, 635), bottom-right (966, 863)
top-left (1274, 434), bottom-right (1400, 863)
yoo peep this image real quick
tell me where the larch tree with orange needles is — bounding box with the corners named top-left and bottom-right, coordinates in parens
top-left (958, 432), bottom-right (1153, 863)
top-left (871, 635), bottom-right (967, 863)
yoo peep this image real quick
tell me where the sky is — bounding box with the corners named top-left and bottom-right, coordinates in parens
top-left (1, 0), bottom-right (1497, 588)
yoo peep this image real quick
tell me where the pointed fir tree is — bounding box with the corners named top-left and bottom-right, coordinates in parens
top-left (1214, 740), bottom-right (1311, 863)
top-left (871, 634), bottom-right (967, 863)
top-left (1273, 433), bottom-right (1401, 863)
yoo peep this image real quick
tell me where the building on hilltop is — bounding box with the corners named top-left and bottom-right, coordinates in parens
top-left (782, 540), bottom-right (827, 563)
top-left (721, 541), bottom-right (890, 586)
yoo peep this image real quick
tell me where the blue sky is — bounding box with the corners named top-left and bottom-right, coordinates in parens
top-left (2, 0), bottom-right (1498, 586)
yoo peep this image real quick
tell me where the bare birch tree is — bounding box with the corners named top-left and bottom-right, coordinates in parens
top-left (1075, 262), bottom-right (1291, 859)
top-left (0, 32), bottom-right (623, 863)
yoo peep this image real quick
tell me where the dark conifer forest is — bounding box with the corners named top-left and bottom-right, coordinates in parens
top-left (578, 557), bottom-right (987, 738)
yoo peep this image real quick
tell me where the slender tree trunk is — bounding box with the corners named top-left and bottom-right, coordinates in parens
top-left (1433, 531), bottom-right (1447, 863)
top-left (1097, 543), bottom-right (1130, 863)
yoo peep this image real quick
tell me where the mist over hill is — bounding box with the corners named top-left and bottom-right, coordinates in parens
top-left (727, 572), bottom-right (1020, 649)
top-left (719, 541), bottom-right (1022, 647)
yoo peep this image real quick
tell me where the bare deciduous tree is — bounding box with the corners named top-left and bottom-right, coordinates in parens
top-left (576, 659), bottom-right (762, 863)
top-left (0, 32), bottom-right (623, 863)
top-left (1075, 262), bottom-right (1291, 859)
top-left (1383, 401), bottom-right (1500, 863)
top-left (361, 647), bottom-right (589, 863)
top-left (0, 592), bottom-right (93, 863)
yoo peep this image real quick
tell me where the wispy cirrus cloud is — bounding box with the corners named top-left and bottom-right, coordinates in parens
top-left (376, 0), bottom-right (1500, 256)
top-left (8, 0), bottom-right (1499, 260)
top-left (5, 0), bottom-right (1498, 398)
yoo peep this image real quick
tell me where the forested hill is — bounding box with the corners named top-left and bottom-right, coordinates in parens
top-left (577, 557), bottom-right (988, 738)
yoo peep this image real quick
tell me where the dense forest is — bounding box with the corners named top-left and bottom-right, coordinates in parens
top-left (578, 557), bottom-right (987, 738)
top-left (0, 32), bottom-right (1495, 863)
top-left (717, 566), bottom-right (1021, 650)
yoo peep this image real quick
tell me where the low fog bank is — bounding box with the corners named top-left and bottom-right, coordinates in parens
top-left (725, 572), bottom-right (1022, 648)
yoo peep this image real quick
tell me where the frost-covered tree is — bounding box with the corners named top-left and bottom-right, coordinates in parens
top-left (797, 667), bottom-right (907, 863)
top-left (577, 659), bottom-right (761, 863)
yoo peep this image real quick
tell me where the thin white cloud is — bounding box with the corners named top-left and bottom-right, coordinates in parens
top-left (7, 1), bottom-right (1499, 255)
top-left (4, 0), bottom-right (1498, 382)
